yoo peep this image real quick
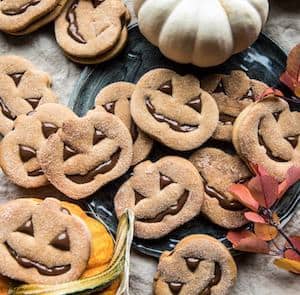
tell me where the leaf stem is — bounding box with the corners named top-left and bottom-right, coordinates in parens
top-left (276, 226), bottom-right (300, 256)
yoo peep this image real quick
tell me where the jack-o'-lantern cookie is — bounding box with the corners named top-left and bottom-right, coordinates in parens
top-left (201, 70), bottom-right (268, 141)
top-left (114, 156), bottom-right (204, 239)
top-left (38, 107), bottom-right (133, 199)
top-left (131, 69), bottom-right (219, 151)
top-left (154, 235), bottom-right (237, 295)
top-left (190, 147), bottom-right (252, 229)
top-left (0, 55), bottom-right (57, 137)
top-left (95, 82), bottom-right (153, 166)
top-left (55, 0), bottom-right (131, 64)
top-left (0, 103), bottom-right (76, 188)
top-left (233, 96), bottom-right (300, 181)
top-left (0, 198), bottom-right (91, 284)
top-left (0, 0), bottom-right (69, 35)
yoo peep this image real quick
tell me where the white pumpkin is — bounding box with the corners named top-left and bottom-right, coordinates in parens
top-left (134, 0), bottom-right (269, 67)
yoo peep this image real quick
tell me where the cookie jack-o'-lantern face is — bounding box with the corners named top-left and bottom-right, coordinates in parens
top-left (0, 198), bottom-right (91, 285)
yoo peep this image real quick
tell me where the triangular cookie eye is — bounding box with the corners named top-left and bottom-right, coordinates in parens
top-left (134, 190), bottom-right (146, 205)
top-left (159, 173), bottom-right (173, 189)
top-left (186, 95), bottom-right (202, 113)
top-left (42, 122), bottom-right (59, 139)
top-left (0, 97), bottom-right (17, 120)
top-left (19, 145), bottom-right (36, 162)
top-left (93, 128), bottom-right (106, 145)
top-left (8, 72), bottom-right (24, 87)
top-left (50, 231), bottom-right (70, 251)
top-left (158, 80), bottom-right (173, 95)
top-left (214, 80), bottom-right (225, 94)
top-left (16, 218), bottom-right (34, 237)
top-left (168, 282), bottom-right (184, 294)
top-left (25, 97), bottom-right (42, 109)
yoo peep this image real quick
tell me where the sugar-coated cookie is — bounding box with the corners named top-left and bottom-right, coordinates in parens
top-left (0, 55), bottom-right (57, 137)
top-left (114, 156), bottom-right (204, 239)
top-left (190, 147), bottom-right (252, 229)
top-left (95, 82), bottom-right (153, 166)
top-left (154, 235), bottom-right (237, 295)
top-left (0, 198), bottom-right (91, 284)
top-left (233, 95), bottom-right (300, 181)
top-left (131, 69), bottom-right (219, 151)
top-left (0, 103), bottom-right (76, 188)
top-left (38, 107), bottom-right (133, 199)
top-left (55, 0), bottom-right (131, 64)
top-left (201, 70), bottom-right (268, 142)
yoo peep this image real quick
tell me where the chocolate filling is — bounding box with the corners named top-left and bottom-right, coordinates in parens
top-left (2, 0), bottom-right (40, 15)
top-left (19, 145), bottom-right (36, 162)
top-left (130, 122), bottom-right (139, 142)
top-left (134, 190), bottom-right (146, 205)
top-left (0, 97), bottom-right (16, 120)
top-left (185, 257), bottom-right (202, 272)
top-left (272, 112), bottom-right (281, 121)
top-left (186, 95), bottom-right (202, 113)
top-left (160, 173), bottom-right (173, 189)
top-left (200, 263), bottom-right (222, 295)
top-left (93, 129), bottom-right (106, 145)
top-left (168, 282), bottom-right (183, 294)
top-left (5, 242), bottom-right (71, 276)
top-left (28, 168), bottom-right (44, 177)
top-left (66, 148), bottom-right (121, 184)
top-left (137, 190), bottom-right (189, 223)
top-left (25, 97), bottom-right (41, 109)
top-left (9, 72), bottom-right (24, 86)
top-left (50, 231), bottom-right (70, 251)
top-left (92, 0), bottom-right (105, 8)
top-left (42, 122), bottom-right (58, 138)
top-left (285, 136), bottom-right (299, 148)
top-left (219, 113), bottom-right (236, 125)
top-left (103, 101), bottom-right (116, 114)
top-left (63, 144), bottom-right (77, 161)
top-left (214, 80), bottom-right (225, 94)
top-left (240, 87), bottom-right (254, 100)
top-left (158, 80), bottom-right (173, 95)
top-left (66, 0), bottom-right (87, 44)
top-left (145, 97), bottom-right (198, 132)
top-left (16, 218), bottom-right (34, 236)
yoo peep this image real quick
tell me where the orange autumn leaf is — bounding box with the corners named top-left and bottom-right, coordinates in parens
top-left (254, 223), bottom-right (278, 241)
top-left (274, 258), bottom-right (300, 274)
top-left (244, 212), bottom-right (266, 223)
top-left (256, 87), bottom-right (284, 101)
top-left (229, 184), bottom-right (259, 211)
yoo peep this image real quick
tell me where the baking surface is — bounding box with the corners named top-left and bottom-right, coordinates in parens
top-left (0, 0), bottom-right (299, 294)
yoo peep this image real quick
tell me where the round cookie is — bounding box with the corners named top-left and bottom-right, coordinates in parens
top-left (0, 55), bottom-right (57, 137)
top-left (190, 147), bottom-right (252, 229)
top-left (154, 235), bottom-right (237, 295)
top-left (233, 95), bottom-right (300, 181)
top-left (55, 0), bottom-right (131, 64)
top-left (0, 198), bottom-right (91, 284)
top-left (131, 69), bottom-right (219, 151)
top-left (95, 82), bottom-right (153, 166)
top-left (114, 156), bottom-right (204, 239)
top-left (38, 107), bottom-right (133, 199)
top-left (0, 0), bottom-right (68, 35)
top-left (0, 103), bottom-right (76, 188)
top-left (201, 70), bottom-right (268, 141)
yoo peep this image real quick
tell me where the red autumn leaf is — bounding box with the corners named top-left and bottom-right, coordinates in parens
top-left (244, 212), bottom-right (266, 223)
top-left (229, 183), bottom-right (259, 211)
top-left (278, 166), bottom-right (300, 197)
top-left (274, 258), bottom-right (300, 274)
top-left (247, 174), bottom-right (279, 208)
top-left (280, 43), bottom-right (300, 98)
top-left (284, 236), bottom-right (300, 262)
top-left (227, 230), bottom-right (270, 254)
top-left (254, 223), bottom-right (278, 241)
top-left (256, 87), bottom-right (284, 101)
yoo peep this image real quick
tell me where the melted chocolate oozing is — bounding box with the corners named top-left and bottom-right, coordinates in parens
top-left (205, 185), bottom-right (244, 211)
top-left (219, 113), bottom-right (236, 125)
top-left (200, 263), bottom-right (222, 295)
top-left (92, 0), bottom-right (105, 8)
top-left (5, 242), bottom-right (71, 276)
top-left (214, 80), bottom-right (225, 94)
top-left (42, 122), bottom-right (58, 138)
top-left (66, 0), bottom-right (87, 44)
top-left (19, 145), bottom-right (36, 162)
top-left (168, 282), bottom-right (183, 294)
top-left (63, 144), bottom-right (77, 161)
top-left (50, 231), bottom-right (70, 251)
top-left (103, 101), bottom-right (116, 114)
top-left (93, 129), bottom-right (106, 145)
top-left (9, 72), bottom-right (24, 86)
top-left (0, 97), bottom-right (16, 120)
top-left (67, 148), bottom-right (121, 184)
top-left (28, 168), bottom-right (44, 177)
top-left (186, 96), bottom-right (202, 113)
top-left (185, 257), bottom-right (201, 272)
top-left (2, 0), bottom-right (40, 15)
top-left (16, 218), bottom-right (34, 236)
top-left (25, 97), bottom-right (41, 109)
top-left (158, 80), bottom-right (173, 95)
top-left (145, 97), bottom-right (198, 132)
top-left (160, 174), bottom-right (173, 189)
top-left (138, 190), bottom-right (189, 223)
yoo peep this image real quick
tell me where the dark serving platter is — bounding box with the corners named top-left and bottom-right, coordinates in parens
top-left (68, 24), bottom-right (300, 258)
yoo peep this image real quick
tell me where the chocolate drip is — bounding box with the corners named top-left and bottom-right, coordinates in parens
top-left (134, 190), bottom-right (146, 205)
top-left (168, 282), bottom-right (183, 294)
top-left (16, 218), bottom-right (34, 236)
top-left (219, 113), bottom-right (236, 125)
top-left (187, 95), bottom-right (202, 113)
top-left (5, 242), bottom-right (71, 276)
top-left (28, 168), bottom-right (44, 177)
top-left (160, 174), bottom-right (173, 189)
top-left (0, 97), bottom-right (16, 120)
top-left (19, 145), bottom-right (36, 162)
top-left (92, 0), bottom-right (105, 8)
top-left (158, 80), bottom-right (172, 95)
top-left (25, 97), bottom-right (41, 109)
top-left (185, 257), bottom-right (201, 272)
top-left (285, 135), bottom-right (299, 148)
top-left (93, 129), bottom-right (106, 145)
top-left (2, 0), bottom-right (40, 16)
top-left (50, 231), bottom-right (70, 251)
top-left (103, 101), bottom-right (116, 114)
top-left (205, 185), bottom-right (244, 211)
top-left (138, 190), bottom-right (189, 223)
top-left (130, 122), bottom-right (139, 142)
top-left (214, 80), bottom-right (225, 94)
top-left (66, 0), bottom-right (87, 44)
top-left (200, 263), bottom-right (222, 295)
top-left (241, 87), bottom-right (254, 100)
top-left (63, 144), bottom-right (77, 161)
top-left (145, 97), bottom-right (198, 132)
top-left (42, 122), bottom-right (58, 138)
top-left (9, 72), bottom-right (24, 86)
top-left (67, 148), bottom-right (121, 184)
